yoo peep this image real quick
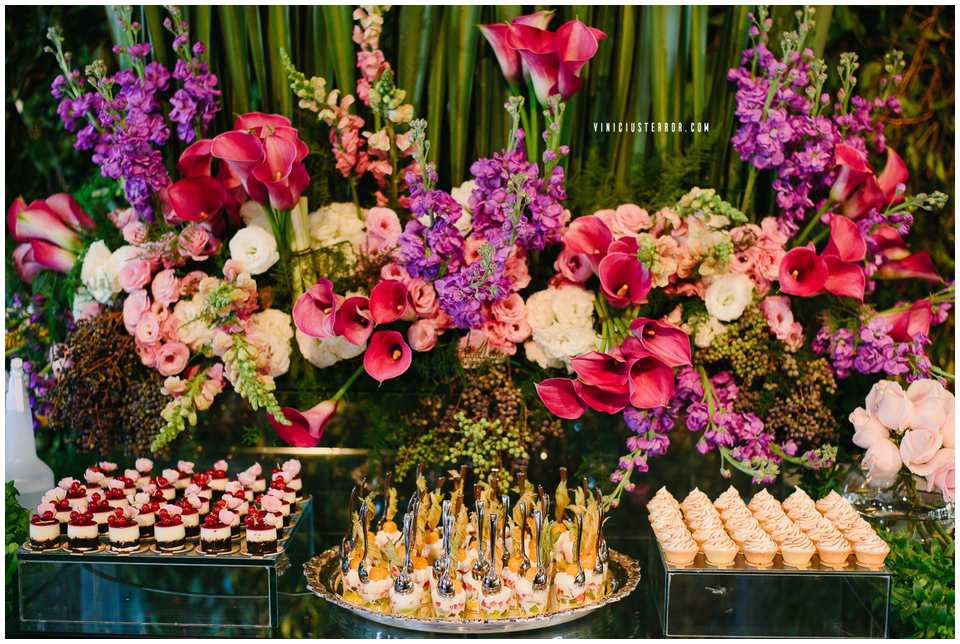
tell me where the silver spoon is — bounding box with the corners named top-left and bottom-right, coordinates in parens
top-left (471, 498), bottom-right (487, 579)
top-left (573, 511), bottom-right (585, 587)
top-left (519, 501), bottom-right (531, 577)
top-left (393, 511), bottom-right (415, 594)
top-left (532, 507), bottom-right (547, 591)
top-left (500, 494), bottom-right (511, 570)
top-left (433, 499), bottom-right (451, 581)
top-left (340, 485), bottom-right (359, 574)
top-left (357, 502), bottom-right (370, 584)
top-left (378, 472), bottom-right (393, 530)
top-left (593, 488), bottom-right (607, 573)
top-left (482, 512), bottom-right (502, 595)
top-left (437, 501), bottom-right (455, 597)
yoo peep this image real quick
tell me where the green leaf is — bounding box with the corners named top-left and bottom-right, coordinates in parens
top-left (445, 6), bottom-right (481, 184)
top-left (142, 5), bottom-right (170, 67)
top-left (245, 7), bottom-right (268, 111)
top-left (218, 6), bottom-right (251, 115)
top-left (321, 6), bottom-right (355, 94)
top-left (192, 5), bottom-right (212, 63)
top-left (426, 9), bottom-right (447, 165)
top-left (266, 6), bottom-right (292, 117)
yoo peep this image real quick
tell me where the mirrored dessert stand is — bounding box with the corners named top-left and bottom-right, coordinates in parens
top-left (303, 546), bottom-right (641, 634)
top-left (17, 496), bottom-right (314, 636)
top-left (649, 541), bottom-right (892, 638)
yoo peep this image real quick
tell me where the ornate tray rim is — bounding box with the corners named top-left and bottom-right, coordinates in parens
top-left (303, 547), bottom-right (641, 634)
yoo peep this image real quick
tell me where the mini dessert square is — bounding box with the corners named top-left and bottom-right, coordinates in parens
top-left (87, 493), bottom-right (113, 534)
top-left (177, 495), bottom-right (203, 538)
top-left (29, 504), bottom-right (61, 550)
top-left (107, 507), bottom-right (141, 552)
top-left (155, 505), bottom-right (187, 552)
top-left (134, 496), bottom-right (158, 539)
top-left (207, 459), bottom-right (229, 493)
top-left (244, 509), bottom-right (280, 555)
top-left (200, 509), bottom-right (235, 554)
top-left (67, 511), bottom-right (100, 551)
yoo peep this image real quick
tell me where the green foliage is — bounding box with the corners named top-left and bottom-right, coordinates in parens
top-left (6, 482), bottom-right (29, 618)
top-left (882, 529), bottom-right (955, 638)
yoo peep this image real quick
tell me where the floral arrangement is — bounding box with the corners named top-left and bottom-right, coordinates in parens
top-left (4, 6), bottom-right (954, 515)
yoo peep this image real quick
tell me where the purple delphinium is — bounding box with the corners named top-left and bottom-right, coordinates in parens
top-left (165, 16), bottom-right (221, 143)
top-left (814, 316), bottom-right (938, 382)
top-left (397, 165), bottom-right (466, 281)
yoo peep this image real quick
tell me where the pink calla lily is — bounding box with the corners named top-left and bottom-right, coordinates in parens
top-left (879, 300), bottom-right (934, 343)
top-left (564, 215), bottom-right (612, 270)
top-left (574, 380), bottom-right (629, 414)
top-left (15, 206), bottom-right (82, 253)
top-left (510, 24), bottom-right (560, 105)
top-left (363, 330), bottom-right (412, 383)
top-left (293, 279), bottom-right (338, 338)
top-left (7, 196), bottom-right (26, 241)
top-left (535, 378), bottom-right (587, 419)
top-left (480, 23), bottom-right (522, 85)
top-left (211, 130), bottom-right (266, 185)
top-left (779, 245), bottom-right (828, 297)
top-left (876, 252), bottom-right (943, 283)
top-left (178, 139), bottom-right (214, 177)
top-left (829, 143), bottom-right (871, 203)
top-left (598, 252), bottom-right (652, 308)
top-left (835, 145), bottom-right (910, 219)
top-left (628, 318), bottom-right (692, 367)
top-left (822, 255), bottom-right (866, 300)
top-left (823, 216), bottom-right (866, 263)
top-left (554, 19), bottom-right (607, 99)
top-left (608, 236), bottom-right (639, 256)
top-left (167, 176), bottom-right (227, 222)
top-left (234, 112), bottom-right (293, 131)
top-left (267, 400), bottom-right (337, 447)
top-left (45, 193), bottom-right (94, 230)
top-left (627, 356), bottom-right (675, 409)
top-left (513, 10), bottom-right (555, 29)
top-left (29, 239), bottom-right (78, 273)
top-left (875, 147), bottom-right (909, 205)
top-left (334, 296), bottom-right (374, 345)
top-left (369, 280), bottom-right (409, 325)
top-left (570, 352), bottom-right (629, 390)
top-left (12, 243), bottom-right (43, 283)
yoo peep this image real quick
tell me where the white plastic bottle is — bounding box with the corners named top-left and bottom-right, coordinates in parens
top-left (5, 358), bottom-right (54, 508)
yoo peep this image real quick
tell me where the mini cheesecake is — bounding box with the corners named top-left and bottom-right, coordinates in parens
top-left (134, 458), bottom-right (154, 489)
top-left (259, 493), bottom-right (291, 527)
top-left (207, 460), bottom-right (229, 493)
top-left (135, 501), bottom-right (158, 539)
top-left (29, 509), bottom-right (61, 550)
top-left (244, 510), bottom-right (280, 554)
top-left (67, 512), bottom-right (100, 551)
top-left (97, 461), bottom-right (119, 484)
top-left (225, 481), bottom-right (253, 504)
top-left (152, 476), bottom-right (177, 501)
top-left (88, 495), bottom-right (113, 534)
top-left (269, 477), bottom-right (298, 512)
top-left (83, 467), bottom-right (106, 493)
top-left (278, 459), bottom-right (303, 497)
top-left (175, 461), bottom-right (195, 490)
top-left (47, 498), bottom-right (73, 535)
top-left (117, 475), bottom-right (138, 497)
top-left (241, 464), bottom-right (267, 493)
top-left (190, 473), bottom-right (213, 501)
top-left (107, 510), bottom-right (140, 552)
top-left (210, 501), bottom-right (242, 537)
top-left (155, 510), bottom-right (187, 552)
top-left (178, 502), bottom-right (201, 538)
top-left (64, 482), bottom-right (89, 512)
top-left (105, 485), bottom-right (130, 509)
top-left (200, 511), bottom-right (235, 554)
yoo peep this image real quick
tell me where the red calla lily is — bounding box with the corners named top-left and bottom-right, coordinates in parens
top-left (267, 400), bottom-right (337, 447)
top-left (334, 296), bottom-right (374, 345)
top-left (564, 215), bottom-right (612, 270)
top-left (574, 380), bottom-right (629, 414)
top-left (879, 300), bottom-right (934, 343)
top-left (554, 19), bottom-right (608, 99)
top-left (480, 23), bottom-right (523, 85)
top-left (234, 112), bottom-right (293, 131)
top-left (363, 330), bottom-right (412, 383)
top-left (608, 236), bottom-right (639, 256)
top-left (822, 255), bottom-right (866, 300)
top-left (211, 130), bottom-right (265, 185)
top-left (837, 146), bottom-right (910, 219)
top-left (627, 356), bottom-right (675, 409)
top-left (570, 352), bottom-right (629, 390)
top-left (535, 378), bottom-right (587, 419)
top-left (178, 139), bottom-right (214, 177)
top-left (167, 176), bottom-right (227, 222)
top-left (293, 279), bottom-right (338, 338)
top-left (822, 216), bottom-right (866, 263)
top-left (369, 280), bottom-right (409, 324)
top-left (829, 143), bottom-right (872, 203)
top-left (779, 245), bottom-right (828, 297)
top-left (45, 193), bottom-right (94, 230)
top-left (598, 252), bottom-right (652, 308)
top-left (627, 318), bottom-right (692, 367)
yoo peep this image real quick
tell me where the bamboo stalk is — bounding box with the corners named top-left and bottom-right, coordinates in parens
top-left (321, 6), bottom-right (355, 95)
top-left (426, 9), bottom-right (447, 166)
top-left (267, 6), bottom-right (292, 117)
top-left (689, 6), bottom-right (707, 124)
top-left (245, 6), bottom-right (269, 111)
top-left (218, 6), bottom-right (251, 116)
top-left (142, 6), bottom-right (169, 68)
top-left (446, 6), bottom-right (481, 185)
top-left (193, 5), bottom-right (212, 63)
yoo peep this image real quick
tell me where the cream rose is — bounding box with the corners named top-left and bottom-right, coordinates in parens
top-left (865, 380), bottom-right (914, 432)
top-left (229, 226), bottom-right (280, 275)
top-left (251, 309), bottom-right (294, 377)
top-left (80, 240), bottom-right (121, 303)
top-left (861, 439), bottom-right (902, 488)
top-left (899, 428), bottom-right (944, 476)
top-left (848, 407), bottom-right (889, 450)
top-left (704, 273), bottom-right (753, 322)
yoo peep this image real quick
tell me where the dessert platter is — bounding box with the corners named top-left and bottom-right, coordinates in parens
top-left (649, 486), bottom-right (891, 571)
top-left (22, 457), bottom-right (309, 560)
top-left (304, 467), bottom-right (641, 634)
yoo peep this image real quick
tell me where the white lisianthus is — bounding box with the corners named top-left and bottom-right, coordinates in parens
top-left (173, 296), bottom-right (214, 352)
top-left (239, 200), bottom-right (272, 232)
top-left (704, 273), bottom-right (754, 322)
top-left (251, 309), bottom-right (294, 377)
top-left (229, 226), bottom-right (280, 275)
top-left (693, 316), bottom-right (727, 348)
top-left (309, 202), bottom-right (366, 262)
top-left (296, 330), bottom-right (366, 369)
top-left (80, 240), bottom-right (121, 303)
top-left (450, 180), bottom-right (476, 236)
top-left (524, 284), bottom-right (599, 371)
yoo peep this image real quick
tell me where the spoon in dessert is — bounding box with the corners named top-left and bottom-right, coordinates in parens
top-left (433, 499), bottom-right (451, 581)
top-left (357, 501), bottom-right (370, 583)
top-left (437, 501), bottom-right (455, 597)
top-left (500, 494), bottom-right (511, 570)
top-left (519, 501), bottom-right (531, 577)
top-left (393, 511), bottom-right (415, 594)
top-left (594, 487), bottom-right (608, 573)
top-left (471, 497), bottom-right (487, 579)
top-left (482, 512), bottom-right (502, 595)
top-left (340, 484), bottom-right (359, 574)
top-left (573, 510), bottom-right (586, 588)
top-left (532, 507), bottom-right (547, 592)
top-left (378, 472), bottom-right (393, 530)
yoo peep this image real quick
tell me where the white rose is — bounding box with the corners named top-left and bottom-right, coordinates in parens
top-left (239, 201), bottom-right (272, 232)
top-left (229, 226), bottom-right (279, 275)
top-left (450, 180), bottom-right (476, 236)
top-left (174, 296), bottom-right (214, 351)
top-left (296, 330), bottom-right (366, 369)
top-left (551, 284), bottom-right (596, 329)
top-left (525, 290), bottom-right (557, 331)
top-left (327, 335), bottom-right (367, 360)
top-left (251, 309), bottom-right (294, 377)
top-left (80, 240), bottom-right (120, 303)
top-left (524, 339), bottom-right (559, 370)
top-left (704, 273), bottom-right (754, 322)
top-left (694, 316), bottom-right (727, 348)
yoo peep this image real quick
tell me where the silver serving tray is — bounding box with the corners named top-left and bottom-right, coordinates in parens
top-left (304, 547), bottom-right (641, 634)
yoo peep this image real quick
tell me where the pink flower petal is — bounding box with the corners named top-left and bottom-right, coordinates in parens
top-left (823, 256), bottom-right (865, 300)
top-left (333, 296), bottom-right (374, 345)
top-left (823, 216), bottom-right (866, 263)
top-left (268, 400), bottom-right (337, 447)
top-left (570, 351), bottom-right (629, 390)
top-left (535, 378), bottom-right (587, 420)
top-left (628, 318), bottom-right (692, 367)
top-left (363, 330), bottom-right (412, 383)
top-left (627, 356), bottom-right (675, 409)
top-left (369, 280), bottom-right (409, 325)
top-left (564, 215), bottom-right (612, 270)
top-left (778, 245), bottom-right (828, 297)
top-left (574, 380), bottom-right (629, 414)
top-left (293, 279), bottom-right (338, 338)
top-left (167, 176), bottom-right (227, 222)
top-left (598, 252), bottom-right (651, 308)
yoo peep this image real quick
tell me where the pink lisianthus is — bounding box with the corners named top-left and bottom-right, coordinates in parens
top-left (758, 296), bottom-right (803, 351)
top-left (491, 293), bottom-right (527, 325)
top-left (463, 235), bottom-right (486, 265)
top-left (380, 262), bottom-right (411, 285)
top-left (122, 222), bottom-right (149, 245)
top-left (135, 311), bottom-right (161, 346)
top-left (504, 246), bottom-right (531, 291)
top-left (136, 341), bottom-right (159, 368)
top-left (151, 269), bottom-right (181, 306)
top-left (363, 207), bottom-right (401, 255)
top-left (118, 259), bottom-right (153, 293)
top-left (178, 223), bottom-right (217, 261)
top-left (123, 289), bottom-right (151, 334)
top-left (407, 279), bottom-right (439, 318)
top-left (155, 342), bottom-right (190, 377)
top-left (407, 319), bottom-right (438, 352)
top-left (554, 249), bottom-right (592, 284)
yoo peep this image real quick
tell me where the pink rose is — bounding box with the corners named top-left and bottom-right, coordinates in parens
top-left (905, 379), bottom-right (950, 433)
top-left (151, 269), bottom-right (181, 306)
top-left (593, 208), bottom-right (619, 236)
top-left (555, 249), bottom-right (593, 284)
top-left (110, 207), bottom-right (139, 229)
top-left (862, 439), bottom-right (902, 487)
top-left (135, 311), bottom-right (161, 346)
top-left (503, 319), bottom-right (531, 344)
top-left (379, 262), bottom-right (410, 284)
top-left (492, 293), bottom-right (526, 325)
top-left (407, 279), bottom-right (439, 318)
top-left (942, 390), bottom-right (955, 448)
top-left (900, 428), bottom-right (944, 476)
top-left (849, 407), bottom-right (889, 450)
top-left (222, 259), bottom-right (243, 281)
top-left (178, 224), bottom-right (213, 261)
top-left (122, 222), bottom-right (149, 245)
top-left (137, 342), bottom-right (159, 368)
top-left (180, 270), bottom-right (207, 297)
top-left (123, 289), bottom-right (151, 334)
top-left (159, 314), bottom-right (181, 343)
top-left (505, 248), bottom-right (531, 290)
top-left (119, 259), bottom-right (152, 292)
top-left (865, 380), bottom-right (914, 431)
top-left (482, 321), bottom-right (517, 356)
top-left (925, 449), bottom-right (955, 502)
top-left (156, 342), bottom-right (190, 376)
top-left (407, 319), bottom-right (438, 352)
top-left (759, 296), bottom-right (803, 350)
top-left (615, 204), bottom-right (652, 233)
top-left (364, 207), bottom-right (401, 252)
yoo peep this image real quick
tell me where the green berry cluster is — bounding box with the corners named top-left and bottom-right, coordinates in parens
top-left (698, 306), bottom-right (776, 387)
